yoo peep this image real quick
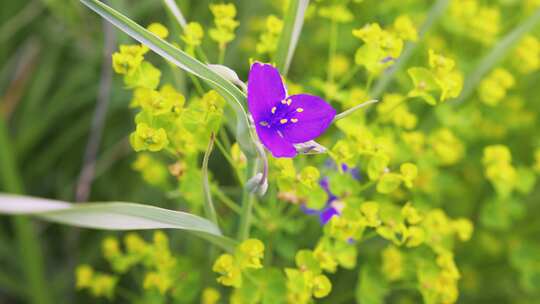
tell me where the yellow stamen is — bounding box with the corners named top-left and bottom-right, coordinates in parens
top-left (291, 118), bottom-right (298, 123)
top-left (259, 121), bottom-right (269, 127)
top-left (286, 99), bottom-right (292, 106)
top-left (281, 100), bottom-right (287, 105)
top-left (280, 118), bottom-right (288, 124)
top-left (271, 107), bottom-right (276, 114)
top-left (296, 108), bottom-right (304, 113)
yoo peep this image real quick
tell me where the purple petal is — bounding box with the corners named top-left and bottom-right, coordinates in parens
top-left (319, 176), bottom-right (331, 192)
top-left (300, 204), bottom-right (320, 215)
top-left (320, 207), bottom-right (339, 224)
top-left (279, 94), bottom-right (336, 143)
top-left (349, 168), bottom-right (362, 180)
top-left (247, 62), bottom-right (286, 122)
top-left (254, 124), bottom-right (296, 158)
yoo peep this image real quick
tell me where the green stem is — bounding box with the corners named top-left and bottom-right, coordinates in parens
top-left (218, 46), bottom-right (226, 64)
top-left (211, 185), bottom-right (241, 214)
top-left (0, 118), bottom-right (52, 304)
top-left (326, 20), bottom-right (338, 84)
top-left (236, 159), bottom-right (258, 240)
top-left (365, 74), bottom-right (374, 95)
top-left (214, 137), bottom-right (244, 186)
top-left (337, 65), bottom-right (359, 89)
top-left (188, 73), bottom-right (205, 96)
top-left (219, 127), bottom-right (232, 151)
top-left (332, 99), bottom-right (379, 122)
top-left (202, 134), bottom-right (219, 226)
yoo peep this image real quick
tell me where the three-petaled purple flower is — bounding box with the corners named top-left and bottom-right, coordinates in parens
top-left (247, 62), bottom-right (336, 158)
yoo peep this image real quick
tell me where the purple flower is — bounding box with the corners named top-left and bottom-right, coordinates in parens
top-left (301, 165), bottom-right (362, 224)
top-left (247, 62), bottom-right (336, 158)
top-left (301, 177), bottom-right (343, 225)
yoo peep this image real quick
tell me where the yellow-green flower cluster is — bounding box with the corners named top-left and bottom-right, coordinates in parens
top-left (209, 3), bottom-right (239, 49)
top-left (112, 44), bottom-right (146, 76)
top-left (271, 159), bottom-right (327, 209)
top-left (408, 49), bottom-right (463, 105)
top-left (285, 249), bottom-right (332, 303)
top-left (181, 22), bottom-right (205, 54)
top-left (428, 128), bottom-right (465, 166)
top-left (130, 123), bottom-right (169, 152)
top-left (318, 4), bottom-right (353, 23)
top-left (147, 22), bottom-right (169, 39)
top-left (111, 23), bottom-right (169, 89)
top-left (478, 68), bottom-right (515, 106)
top-left (447, 0), bottom-right (500, 45)
top-left (201, 287), bottom-right (221, 304)
top-left (511, 35), bottom-right (540, 74)
top-left (75, 265), bottom-right (118, 300)
top-left (353, 16), bottom-right (418, 76)
top-left (482, 145), bottom-right (517, 197)
top-left (111, 28), bottom-right (228, 204)
top-left (256, 15), bottom-right (283, 56)
top-left (212, 239), bottom-right (265, 288)
top-left (377, 93), bottom-right (417, 130)
top-left (316, 194), bottom-right (472, 304)
top-left (76, 232), bottom-right (199, 301)
top-left (381, 245), bottom-right (404, 281)
top-left (417, 252), bottom-right (461, 304)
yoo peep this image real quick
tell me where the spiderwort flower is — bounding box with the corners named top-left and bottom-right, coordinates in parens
top-left (302, 163), bottom-right (361, 224)
top-left (247, 62), bottom-right (336, 158)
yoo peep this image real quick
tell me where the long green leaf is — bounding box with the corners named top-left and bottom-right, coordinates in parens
top-left (0, 119), bottom-right (52, 304)
top-left (79, 0), bottom-right (256, 156)
top-left (274, 0), bottom-right (309, 75)
top-left (453, 8), bottom-right (540, 104)
top-left (0, 193), bottom-right (236, 251)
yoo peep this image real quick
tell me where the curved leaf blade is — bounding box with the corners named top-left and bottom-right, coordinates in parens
top-left (0, 193), bottom-right (236, 251)
top-left (274, 0), bottom-right (309, 75)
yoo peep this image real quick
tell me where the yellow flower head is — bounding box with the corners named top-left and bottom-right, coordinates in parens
top-left (75, 265), bottom-right (94, 289)
top-left (312, 274), bottom-right (332, 298)
top-left (143, 271), bottom-right (172, 294)
top-left (212, 254), bottom-right (242, 287)
top-left (102, 237), bottom-right (121, 260)
top-left (181, 22), bottom-right (205, 47)
top-left (382, 246), bottom-right (403, 281)
top-left (237, 238), bottom-right (265, 269)
top-left (130, 123), bottom-right (169, 152)
top-left (147, 22), bottom-right (169, 39)
top-left (393, 15), bottom-right (418, 42)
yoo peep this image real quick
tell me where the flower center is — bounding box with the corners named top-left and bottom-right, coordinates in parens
top-left (258, 97), bottom-right (304, 129)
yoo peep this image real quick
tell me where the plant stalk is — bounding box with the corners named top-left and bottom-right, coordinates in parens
top-left (0, 118), bottom-right (52, 304)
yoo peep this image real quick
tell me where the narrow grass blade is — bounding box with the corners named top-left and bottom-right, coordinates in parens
top-left (0, 119), bottom-right (52, 304)
top-left (162, 0), bottom-right (186, 28)
top-left (274, 0), bottom-right (309, 75)
top-left (0, 193), bottom-right (236, 251)
top-left (453, 8), bottom-right (540, 104)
